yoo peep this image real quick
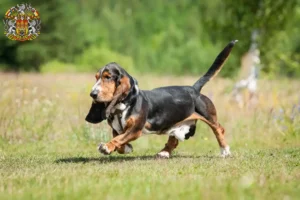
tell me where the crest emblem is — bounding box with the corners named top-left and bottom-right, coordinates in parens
top-left (3, 3), bottom-right (41, 41)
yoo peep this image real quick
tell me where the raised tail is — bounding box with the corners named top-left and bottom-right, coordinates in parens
top-left (193, 40), bottom-right (238, 92)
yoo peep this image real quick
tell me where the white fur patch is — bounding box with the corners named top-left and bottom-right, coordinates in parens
top-left (157, 151), bottom-right (170, 158)
top-left (98, 143), bottom-right (110, 155)
top-left (111, 103), bottom-right (127, 114)
top-left (220, 146), bottom-right (231, 157)
top-left (134, 84), bottom-right (139, 94)
top-left (115, 103), bottom-right (126, 110)
top-left (121, 106), bottom-right (130, 127)
top-left (167, 121), bottom-right (195, 141)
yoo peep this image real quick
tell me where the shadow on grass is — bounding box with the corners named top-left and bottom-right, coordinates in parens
top-left (55, 154), bottom-right (218, 164)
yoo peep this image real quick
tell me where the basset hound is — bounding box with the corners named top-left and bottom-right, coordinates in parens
top-left (86, 40), bottom-right (237, 158)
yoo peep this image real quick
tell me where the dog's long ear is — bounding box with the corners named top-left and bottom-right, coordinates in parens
top-left (105, 73), bottom-right (132, 117)
top-left (85, 102), bottom-right (106, 124)
top-left (115, 73), bottom-right (132, 99)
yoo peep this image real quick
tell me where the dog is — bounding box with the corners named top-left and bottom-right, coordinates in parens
top-left (85, 40), bottom-right (237, 158)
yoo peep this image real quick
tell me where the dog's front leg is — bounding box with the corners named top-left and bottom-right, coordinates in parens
top-left (98, 117), bottom-right (143, 155)
top-left (111, 129), bottom-right (133, 154)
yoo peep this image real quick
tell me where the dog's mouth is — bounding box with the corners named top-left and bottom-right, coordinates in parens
top-left (93, 98), bottom-right (111, 104)
top-left (93, 99), bottom-right (102, 103)
top-left (91, 92), bottom-right (115, 103)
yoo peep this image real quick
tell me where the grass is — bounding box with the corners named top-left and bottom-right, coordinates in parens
top-left (0, 73), bottom-right (300, 199)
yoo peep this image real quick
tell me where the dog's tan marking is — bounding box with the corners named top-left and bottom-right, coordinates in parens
top-left (144, 122), bottom-right (151, 129)
top-left (95, 72), bottom-right (100, 80)
top-left (97, 71), bottom-right (116, 102)
top-left (174, 112), bottom-right (202, 126)
top-left (101, 71), bottom-right (111, 79)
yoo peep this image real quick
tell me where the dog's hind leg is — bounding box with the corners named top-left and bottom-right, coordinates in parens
top-left (208, 122), bottom-right (230, 157)
top-left (156, 136), bottom-right (179, 159)
top-left (195, 94), bottom-right (231, 157)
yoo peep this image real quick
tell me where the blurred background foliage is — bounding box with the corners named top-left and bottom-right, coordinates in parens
top-left (0, 0), bottom-right (299, 77)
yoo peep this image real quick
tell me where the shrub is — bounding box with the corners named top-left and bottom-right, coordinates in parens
top-left (75, 46), bottom-right (134, 72)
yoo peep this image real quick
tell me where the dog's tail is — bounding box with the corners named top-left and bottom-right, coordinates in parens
top-left (193, 40), bottom-right (238, 92)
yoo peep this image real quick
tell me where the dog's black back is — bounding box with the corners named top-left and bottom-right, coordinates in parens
top-left (140, 86), bottom-right (197, 132)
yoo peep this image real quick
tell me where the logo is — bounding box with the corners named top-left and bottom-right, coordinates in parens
top-left (3, 3), bottom-right (41, 41)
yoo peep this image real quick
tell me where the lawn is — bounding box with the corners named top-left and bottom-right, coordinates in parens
top-left (0, 73), bottom-right (299, 200)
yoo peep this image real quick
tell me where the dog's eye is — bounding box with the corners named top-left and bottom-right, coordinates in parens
top-left (104, 75), bottom-right (111, 80)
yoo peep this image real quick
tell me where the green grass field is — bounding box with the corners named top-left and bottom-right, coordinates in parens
top-left (0, 73), bottom-right (299, 200)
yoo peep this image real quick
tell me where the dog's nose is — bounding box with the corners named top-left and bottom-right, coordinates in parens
top-left (90, 90), bottom-right (98, 99)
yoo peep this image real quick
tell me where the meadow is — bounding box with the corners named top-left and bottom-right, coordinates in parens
top-left (0, 72), bottom-right (299, 200)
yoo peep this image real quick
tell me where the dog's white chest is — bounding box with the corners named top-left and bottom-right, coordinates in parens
top-left (111, 103), bottom-right (129, 134)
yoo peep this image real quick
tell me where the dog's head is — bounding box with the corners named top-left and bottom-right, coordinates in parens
top-left (85, 62), bottom-right (138, 124)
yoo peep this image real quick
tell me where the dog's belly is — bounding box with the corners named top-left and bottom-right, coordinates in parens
top-left (142, 120), bottom-right (196, 141)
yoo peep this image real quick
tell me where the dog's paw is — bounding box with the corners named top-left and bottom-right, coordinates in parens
top-left (156, 151), bottom-right (170, 159)
top-left (124, 144), bottom-right (133, 154)
top-left (220, 146), bottom-right (231, 158)
top-left (117, 144), bottom-right (133, 154)
top-left (98, 143), bottom-right (112, 155)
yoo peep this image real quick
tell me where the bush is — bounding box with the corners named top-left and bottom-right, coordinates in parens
top-left (40, 60), bottom-right (78, 73)
top-left (75, 46), bottom-right (134, 72)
